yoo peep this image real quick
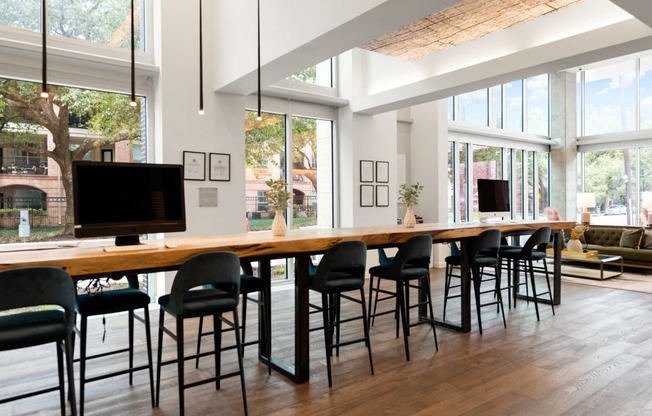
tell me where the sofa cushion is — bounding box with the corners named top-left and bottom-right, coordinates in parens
top-left (584, 227), bottom-right (623, 246)
top-left (644, 230), bottom-right (652, 250)
top-left (620, 228), bottom-right (644, 249)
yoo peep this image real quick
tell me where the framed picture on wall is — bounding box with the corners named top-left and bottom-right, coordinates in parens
top-left (376, 185), bottom-right (389, 207)
top-left (360, 185), bottom-right (374, 207)
top-left (183, 151), bottom-right (206, 181)
top-left (209, 153), bottom-right (231, 181)
top-left (360, 160), bottom-right (374, 182)
top-left (376, 161), bottom-right (389, 183)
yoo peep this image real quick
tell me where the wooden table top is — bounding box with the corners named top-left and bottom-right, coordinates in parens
top-left (0, 220), bottom-right (574, 278)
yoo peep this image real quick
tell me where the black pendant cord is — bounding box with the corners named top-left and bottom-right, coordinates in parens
top-left (130, 0), bottom-right (136, 106)
top-left (199, 0), bottom-right (204, 114)
top-left (257, 0), bottom-right (262, 120)
top-left (41, 0), bottom-right (48, 98)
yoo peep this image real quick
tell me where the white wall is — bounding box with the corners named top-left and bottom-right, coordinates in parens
top-left (157, 1), bottom-right (246, 237)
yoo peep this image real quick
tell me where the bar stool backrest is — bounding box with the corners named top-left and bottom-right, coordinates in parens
top-left (469, 229), bottom-right (501, 264)
top-left (389, 235), bottom-right (433, 274)
top-left (168, 252), bottom-right (241, 313)
top-left (312, 241), bottom-right (367, 292)
top-left (521, 226), bottom-right (552, 255)
top-left (0, 266), bottom-right (75, 334)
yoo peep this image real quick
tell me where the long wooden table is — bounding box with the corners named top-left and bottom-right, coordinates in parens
top-left (0, 220), bottom-right (573, 384)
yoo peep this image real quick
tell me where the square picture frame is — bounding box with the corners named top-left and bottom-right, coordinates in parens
top-left (209, 153), bottom-right (231, 181)
top-left (183, 151), bottom-right (206, 181)
top-left (376, 185), bottom-right (389, 207)
top-left (376, 161), bottom-right (389, 183)
top-left (360, 184), bottom-right (374, 207)
top-left (360, 160), bottom-right (374, 183)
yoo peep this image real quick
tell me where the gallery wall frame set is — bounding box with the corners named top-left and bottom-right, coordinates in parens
top-left (183, 151), bottom-right (231, 182)
top-left (359, 159), bottom-right (389, 207)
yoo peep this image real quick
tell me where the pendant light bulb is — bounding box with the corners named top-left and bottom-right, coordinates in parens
top-left (130, 0), bottom-right (136, 108)
top-left (41, 0), bottom-right (48, 99)
top-left (198, 0), bottom-right (204, 115)
top-left (256, 0), bottom-right (262, 121)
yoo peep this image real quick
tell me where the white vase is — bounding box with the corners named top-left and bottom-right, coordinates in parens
top-left (272, 209), bottom-right (286, 236)
top-left (403, 206), bottom-right (416, 228)
top-left (567, 238), bottom-right (582, 252)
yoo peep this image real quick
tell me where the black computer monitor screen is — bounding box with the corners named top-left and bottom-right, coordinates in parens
top-left (477, 178), bottom-right (510, 221)
top-left (73, 161), bottom-right (186, 245)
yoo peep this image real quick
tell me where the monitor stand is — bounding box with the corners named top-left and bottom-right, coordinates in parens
top-left (115, 235), bottom-right (141, 246)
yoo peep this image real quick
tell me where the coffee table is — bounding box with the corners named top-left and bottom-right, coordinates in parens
top-left (546, 250), bottom-right (623, 280)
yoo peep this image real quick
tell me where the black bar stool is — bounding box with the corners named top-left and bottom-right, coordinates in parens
top-left (74, 274), bottom-right (154, 416)
top-left (0, 267), bottom-right (77, 416)
top-left (156, 251), bottom-right (248, 416)
top-left (308, 240), bottom-right (374, 387)
top-left (469, 229), bottom-right (506, 334)
top-left (368, 235), bottom-right (438, 361)
top-left (501, 226), bottom-right (555, 321)
top-left (443, 242), bottom-right (462, 321)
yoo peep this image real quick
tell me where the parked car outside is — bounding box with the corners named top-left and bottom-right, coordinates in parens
top-left (605, 205), bottom-right (627, 215)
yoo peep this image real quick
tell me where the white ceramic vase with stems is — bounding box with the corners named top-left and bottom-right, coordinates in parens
top-left (272, 210), bottom-right (286, 236)
top-left (403, 206), bottom-right (416, 228)
top-left (567, 238), bottom-right (582, 252)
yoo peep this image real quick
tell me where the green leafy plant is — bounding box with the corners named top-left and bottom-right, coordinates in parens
top-left (266, 178), bottom-right (291, 211)
top-left (398, 182), bottom-right (423, 207)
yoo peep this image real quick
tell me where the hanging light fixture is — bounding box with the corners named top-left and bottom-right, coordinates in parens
top-left (40, 0), bottom-right (48, 98)
top-left (256, 0), bottom-right (262, 121)
top-left (198, 0), bottom-right (204, 115)
top-left (129, 0), bottom-right (137, 107)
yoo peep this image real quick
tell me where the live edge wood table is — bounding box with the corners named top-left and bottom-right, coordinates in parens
top-left (0, 220), bottom-right (573, 384)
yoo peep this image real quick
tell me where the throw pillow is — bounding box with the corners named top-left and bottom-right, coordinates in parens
top-left (643, 230), bottom-right (652, 250)
top-left (620, 228), bottom-right (644, 249)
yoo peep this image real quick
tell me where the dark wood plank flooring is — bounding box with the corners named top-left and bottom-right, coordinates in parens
top-left (3, 268), bottom-right (652, 416)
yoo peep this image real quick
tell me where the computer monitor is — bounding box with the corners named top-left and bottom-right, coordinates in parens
top-left (477, 178), bottom-right (510, 222)
top-left (73, 161), bottom-right (186, 246)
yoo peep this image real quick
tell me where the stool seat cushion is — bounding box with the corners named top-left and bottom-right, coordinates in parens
top-left (240, 275), bottom-right (267, 294)
top-left (0, 310), bottom-right (69, 350)
top-left (369, 264), bottom-right (429, 280)
top-left (501, 248), bottom-right (547, 261)
top-left (76, 288), bottom-right (151, 316)
top-left (445, 255), bottom-right (461, 266)
top-left (308, 271), bottom-right (362, 292)
top-left (159, 288), bottom-right (239, 318)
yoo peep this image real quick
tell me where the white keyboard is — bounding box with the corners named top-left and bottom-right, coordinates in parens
top-left (103, 244), bottom-right (158, 253)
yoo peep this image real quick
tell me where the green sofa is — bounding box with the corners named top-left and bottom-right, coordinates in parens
top-left (577, 225), bottom-right (652, 269)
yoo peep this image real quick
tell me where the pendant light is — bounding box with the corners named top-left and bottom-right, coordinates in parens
top-left (129, 0), bottom-right (137, 107)
top-left (198, 0), bottom-right (204, 115)
top-left (40, 0), bottom-right (48, 98)
top-left (256, 0), bottom-right (262, 121)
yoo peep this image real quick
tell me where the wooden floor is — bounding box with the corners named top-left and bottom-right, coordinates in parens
top-left (3, 267), bottom-right (652, 416)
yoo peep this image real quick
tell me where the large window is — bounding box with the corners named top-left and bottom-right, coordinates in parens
top-left (0, 0), bottom-right (146, 51)
top-left (245, 110), bottom-right (333, 232)
top-left (451, 75), bottom-right (549, 136)
top-left (289, 59), bottom-right (333, 88)
top-left (583, 61), bottom-right (636, 135)
top-left (0, 77), bottom-right (145, 241)
top-left (577, 55), bottom-right (651, 135)
top-left (580, 147), bottom-right (652, 226)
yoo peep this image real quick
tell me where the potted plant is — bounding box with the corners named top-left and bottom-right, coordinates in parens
top-left (398, 182), bottom-right (423, 228)
top-left (266, 178), bottom-right (291, 236)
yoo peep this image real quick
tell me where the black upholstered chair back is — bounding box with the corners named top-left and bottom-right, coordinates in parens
top-left (390, 235), bottom-right (433, 274)
top-left (312, 240), bottom-right (367, 292)
top-left (168, 252), bottom-right (241, 314)
top-left (0, 266), bottom-right (75, 339)
top-left (469, 229), bottom-right (501, 264)
top-left (521, 226), bottom-right (552, 255)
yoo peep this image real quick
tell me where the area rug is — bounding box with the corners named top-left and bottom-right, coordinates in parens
top-left (561, 267), bottom-right (652, 294)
